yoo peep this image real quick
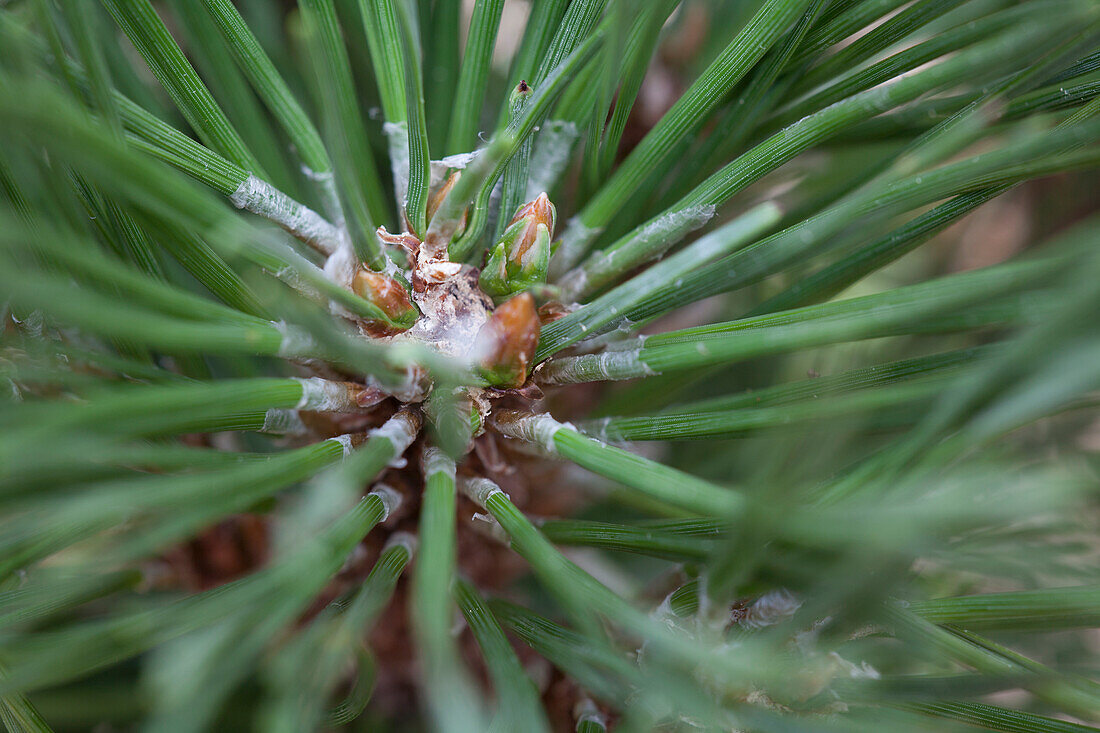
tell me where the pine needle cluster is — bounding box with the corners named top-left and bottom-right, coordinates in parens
top-left (1, 1), bottom-right (1099, 731)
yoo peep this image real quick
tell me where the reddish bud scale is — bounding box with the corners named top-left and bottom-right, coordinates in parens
top-left (506, 192), bottom-right (555, 265)
top-left (427, 170), bottom-right (462, 223)
top-left (473, 293), bottom-right (541, 388)
top-left (352, 384), bottom-right (389, 409)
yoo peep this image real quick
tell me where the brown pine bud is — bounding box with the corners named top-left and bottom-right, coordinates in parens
top-left (472, 292), bottom-right (540, 388)
top-left (352, 268), bottom-right (418, 330)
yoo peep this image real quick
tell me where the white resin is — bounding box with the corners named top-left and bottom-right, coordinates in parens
top-left (429, 150), bottom-right (481, 188)
top-left (569, 204), bottom-right (716, 299)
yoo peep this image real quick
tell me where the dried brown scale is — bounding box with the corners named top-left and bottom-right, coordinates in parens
top-left (353, 383), bottom-right (390, 409)
top-left (538, 300), bottom-right (574, 324)
top-left (376, 227), bottom-right (421, 265)
top-left (296, 400), bottom-right (397, 439)
top-left (162, 514), bottom-right (269, 592)
top-left (473, 430), bottom-right (510, 474)
top-left (285, 356), bottom-right (355, 385)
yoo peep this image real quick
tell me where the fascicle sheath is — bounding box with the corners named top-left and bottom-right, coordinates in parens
top-left (261, 408), bottom-right (307, 435)
top-left (230, 174), bottom-right (341, 253)
top-left (491, 410), bottom-right (576, 453)
top-left (384, 530), bottom-right (419, 555)
top-left (459, 476), bottom-right (509, 508)
top-left (369, 483), bottom-right (403, 521)
top-left (330, 433), bottom-right (355, 457)
top-left (371, 409), bottom-right (423, 455)
top-left (295, 377), bottom-right (354, 411)
top-left (536, 349), bottom-right (657, 385)
top-left (421, 446), bottom-right (456, 478)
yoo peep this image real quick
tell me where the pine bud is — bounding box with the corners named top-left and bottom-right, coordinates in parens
top-left (352, 268), bottom-right (418, 329)
top-left (509, 79), bottom-right (533, 110)
top-left (472, 292), bottom-right (540, 388)
top-left (479, 192), bottom-right (556, 298)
